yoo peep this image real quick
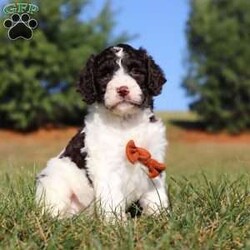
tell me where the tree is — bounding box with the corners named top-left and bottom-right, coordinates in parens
top-left (0, 0), bottom-right (130, 131)
top-left (183, 0), bottom-right (250, 133)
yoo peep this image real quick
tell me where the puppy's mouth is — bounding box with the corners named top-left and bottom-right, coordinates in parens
top-left (108, 99), bottom-right (142, 110)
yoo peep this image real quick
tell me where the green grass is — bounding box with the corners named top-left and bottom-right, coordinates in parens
top-left (0, 173), bottom-right (249, 249)
top-left (0, 112), bottom-right (250, 249)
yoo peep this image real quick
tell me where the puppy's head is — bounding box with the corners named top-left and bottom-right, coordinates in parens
top-left (78, 44), bottom-right (166, 116)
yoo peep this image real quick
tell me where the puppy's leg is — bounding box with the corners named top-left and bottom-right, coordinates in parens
top-left (140, 176), bottom-right (169, 216)
top-left (95, 179), bottom-right (127, 221)
top-left (36, 157), bottom-right (94, 218)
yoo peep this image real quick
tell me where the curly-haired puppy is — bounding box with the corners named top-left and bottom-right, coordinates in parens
top-left (36, 44), bottom-right (169, 220)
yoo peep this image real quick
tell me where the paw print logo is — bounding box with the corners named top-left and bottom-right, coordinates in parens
top-left (3, 13), bottom-right (38, 40)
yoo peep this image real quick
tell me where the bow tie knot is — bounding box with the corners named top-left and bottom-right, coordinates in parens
top-left (126, 140), bottom-right (166, 178)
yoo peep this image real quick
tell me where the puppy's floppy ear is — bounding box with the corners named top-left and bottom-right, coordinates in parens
top-left (140, 48), bottom-right (167, 96)
top-left (77, 55), bottom-right (97, 104)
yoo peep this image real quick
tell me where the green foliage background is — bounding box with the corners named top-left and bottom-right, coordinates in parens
top-left (183, 0), bottom-right (250, 133)
top-left (0, 0), bottom-right (130, 131)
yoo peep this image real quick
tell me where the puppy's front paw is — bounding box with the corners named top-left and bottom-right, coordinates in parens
top-left (96, 202), bottom-right (127, 223)
top-left (140, 195), bottom-right (170, 216)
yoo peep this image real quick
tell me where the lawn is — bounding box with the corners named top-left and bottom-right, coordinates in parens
top-left (0, 112), bottom-right (249, 249)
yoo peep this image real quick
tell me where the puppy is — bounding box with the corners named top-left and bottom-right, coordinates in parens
top-left (36, 44), bottom-right (169, 220)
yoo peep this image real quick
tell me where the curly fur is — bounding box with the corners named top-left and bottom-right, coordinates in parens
top-left (77, 44), bottom-right (166, 107)
top-left (36, 44), bottom-right (169, 220)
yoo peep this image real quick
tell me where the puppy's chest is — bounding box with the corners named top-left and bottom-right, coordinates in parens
top-left (84, 111), bottom-right (166, 176)
top-left (86, 121), bottom-right (151, 160)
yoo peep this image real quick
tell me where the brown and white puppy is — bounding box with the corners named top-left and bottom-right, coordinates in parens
top-left (36, 44), bottom-right (169, 220)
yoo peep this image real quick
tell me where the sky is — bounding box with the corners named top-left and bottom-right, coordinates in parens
top-left (89, 0), bottom-right (191, 111)
top-left (0, 0), bottom-right (191, 111)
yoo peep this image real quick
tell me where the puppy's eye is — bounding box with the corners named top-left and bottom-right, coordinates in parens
top-left (127, 62), bottom-right (145, 75)
top-left (130, 68), bottom-right (140, 74)
top-left (130, 67), bottom-right (145, 76)
top-left (102, 71), bottom-right (112, 78)
top-left (99, 68), bottom-right (113, 78)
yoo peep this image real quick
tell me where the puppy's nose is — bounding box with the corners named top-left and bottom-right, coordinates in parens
top-left (117, 86), bottom-right (129, 97)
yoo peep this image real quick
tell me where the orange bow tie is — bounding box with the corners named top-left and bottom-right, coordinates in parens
top-left (126, 140), bottom-right (166, 178)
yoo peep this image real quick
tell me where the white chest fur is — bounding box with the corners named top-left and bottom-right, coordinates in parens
top-left (84, 105), bottom-right (167, 209)
top-left (36, 104), bottom-right (169, 218)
